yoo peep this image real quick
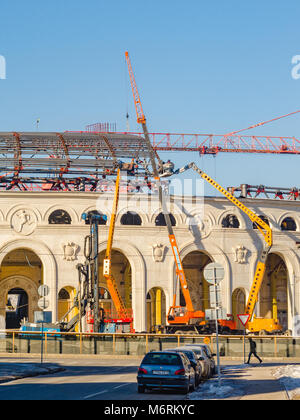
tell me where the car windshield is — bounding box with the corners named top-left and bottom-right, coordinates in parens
top-left (186, 348), bottom-right (203, 356)
top-left (142, 353), bottom-right (182, 366)
top-left (176, 350), bottom-right (194, 360)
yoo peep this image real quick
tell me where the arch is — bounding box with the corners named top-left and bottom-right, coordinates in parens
top-left (217, 209), bottom-right (245, 229)
top-left (83, 210), bottom-right (107, 225)
top-left (222, 214), bottom-right (240, 228)
top-left (58, 285), bottom-right (77, 325)
top-left (97, 239), bottom-right (146, 331)
top-left (155, 212), bottom-right (176, 227)
top-left (281, 217), bottom-right (297, 232)
top-left (232, 288), bottom-right (246, 329)
top-left (146, 287), bottom-right (166, 332)
top-left (248, 245), bottom-right (299, 332)
top-left (0, 275), bottom-right (40, 328)
top-left (259, 253), bottom-right (288, 330)
top-left (0, 239), bottom-right (57, 329)
top-left (6, 287), bottom-right (28, 329)
top-left (48, 209), bottom-right (72, 225)
top-left (181, 251), bottom-right (213, 311)
top-left (44, 204), bottom-right (79, 224)
top-left (150, 208), bottom-right (182, 226)
top-left (277, 212), bottom-right (299, 232)
top-left (174, 240), bottom-right (232, 313)
top-left (120, 211), bottom-right (142, 226)
top-left (6, 203), bottom-right (42, 223)
top-left (253, 215), bottom-right (270, 230)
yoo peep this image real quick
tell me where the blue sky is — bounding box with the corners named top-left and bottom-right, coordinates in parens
top-left (1, 0), bottom-right (300, 195)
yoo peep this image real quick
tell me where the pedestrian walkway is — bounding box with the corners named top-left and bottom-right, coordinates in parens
top-left (0, 358), bottom-right (63, 384)
top-left (225, 363), bottom-right (288, 400)
top-left (189, 361), bottom-right (290, 400)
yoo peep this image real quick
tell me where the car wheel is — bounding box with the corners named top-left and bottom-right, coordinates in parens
top-left (181, 385), bottom-right (189, 394)
top-left (190, 375), bottom-right (196, 391)
top-left (138, 385), bottom-right (145, 394)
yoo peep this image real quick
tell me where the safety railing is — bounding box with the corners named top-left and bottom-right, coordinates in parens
top-left (1, 331), bottom-right (300, 358)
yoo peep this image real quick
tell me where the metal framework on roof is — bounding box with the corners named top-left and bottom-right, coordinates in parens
top-left (227, 184), bottom-right (300, 201)
top-left (0, 132), bottom-right (155, 191)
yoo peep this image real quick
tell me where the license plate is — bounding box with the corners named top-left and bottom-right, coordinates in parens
top-left (152, 370), bottom-right (169, 375)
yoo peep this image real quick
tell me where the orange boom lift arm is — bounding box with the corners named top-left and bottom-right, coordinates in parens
top-left (103, 168), bottom-right (133, 327)
top-left (125, 51), bottom-right (206, 327)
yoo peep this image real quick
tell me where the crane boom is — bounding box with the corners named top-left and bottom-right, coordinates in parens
top-left (125, 51), bottom-right (200, 320)
top-left (169, 162), bottom-right (282, 333)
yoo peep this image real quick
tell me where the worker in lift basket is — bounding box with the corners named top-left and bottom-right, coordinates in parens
top-left (159, 160), bottom-right (175, 177)
top-left (246, 338), bottom-right (262, 364)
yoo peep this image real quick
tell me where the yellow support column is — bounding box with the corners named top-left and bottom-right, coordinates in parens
top-left (155, 288), bottom-right (162, 326)
top-left (271, 275), bottom-right (278, 320)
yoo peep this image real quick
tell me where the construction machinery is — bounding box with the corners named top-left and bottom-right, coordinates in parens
top-left (102, 168), bottom-right (134, 333)
top-left (125, 51), bottom-right (238, 334)
top-left (166, 162), bottom-right (282, 334)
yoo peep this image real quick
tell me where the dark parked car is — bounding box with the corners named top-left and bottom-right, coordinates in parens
top-left (166, 348), bottom-right (202, 385)
top-left (185, 344), bottom-right (216, 375)
top-left (137, 351), bottom-right (196, 394)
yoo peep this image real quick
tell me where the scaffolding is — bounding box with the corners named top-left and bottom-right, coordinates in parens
top-left (0, 131), bottom-right (157, 191)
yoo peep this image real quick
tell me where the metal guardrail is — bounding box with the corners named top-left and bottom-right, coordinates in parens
top-left (0, 331), bottom-right (299, 358)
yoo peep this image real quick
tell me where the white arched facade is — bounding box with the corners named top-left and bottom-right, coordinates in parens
top-left (0, 191), bottom-right (298, 332)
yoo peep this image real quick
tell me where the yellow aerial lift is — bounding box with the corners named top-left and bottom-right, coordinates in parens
top-left (102, 168), bottom-right (134, 332)
top-left (168, 162), bottom-right (282, 334)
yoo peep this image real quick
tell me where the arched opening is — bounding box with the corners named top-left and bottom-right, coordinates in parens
top-left (222, 214), bottom-right (240, 228)
top-left (58, 286), bottom-right (78, 325)
top-left (84, 210), bottom-right (107, 225)
top-left (253, 215), bottom-right (270, 229)
top-left (281, 217), bottom-right (297, 231)
top-left (48, 209), bottom-right (72, 224)
top-left (120, 211), bottom-right (142, 226)
top-left (181, 251), bottom-right (213, 311)
top-left (0, 248), bottom-right (42, 328)
top-left (155, 212), bottom-right (176, 227)
top-left (146, 287), bottom-right (166, 332)
top-left (98, 250), bottom-right (132, 319)
top-left (232, 288), bottom-right (246, 329)
top-left (6, 288), bottom-right (28, 329)
top-left (259, 253), bottom-right (288, 331)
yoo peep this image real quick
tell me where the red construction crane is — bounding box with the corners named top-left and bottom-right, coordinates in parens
top-left (84, 107), bottom-right (300, 155)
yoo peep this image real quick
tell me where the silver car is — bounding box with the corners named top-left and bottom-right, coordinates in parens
top-left (178, 346), bottom-right (211, 378)
top-left (185, 344), bottom-right (216, 374)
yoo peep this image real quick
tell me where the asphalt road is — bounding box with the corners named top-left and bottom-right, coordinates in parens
top-left (0, 357), bottom-right (189, 400)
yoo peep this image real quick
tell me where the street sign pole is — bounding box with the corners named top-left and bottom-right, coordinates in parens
top-left (41, 298), bottom-right (44, 365)
top-left (38, 285), bottom-right (50, 365)
top-left (237, 314), bottom-right (251, 364)
top-left (213, 268), bottom-right (221, 387)
top-left (203, 262), bottom-right (225, 387)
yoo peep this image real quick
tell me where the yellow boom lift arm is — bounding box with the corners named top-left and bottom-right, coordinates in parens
top-left (171, 162), bottom-right (282, 333)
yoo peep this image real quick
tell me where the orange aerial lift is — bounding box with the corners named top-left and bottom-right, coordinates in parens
top-left (102, 168), bottom-right (134, 332)
top-left (169, 162), bottom-right (282, 334)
